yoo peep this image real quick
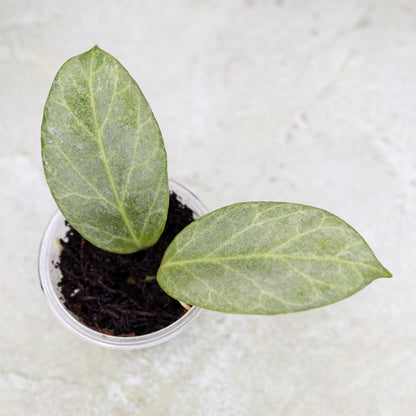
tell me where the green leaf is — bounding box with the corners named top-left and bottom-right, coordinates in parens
top-left (157, 202), bottom-right (391, 314)
top-left (41, 46), bottom-right (169, 253)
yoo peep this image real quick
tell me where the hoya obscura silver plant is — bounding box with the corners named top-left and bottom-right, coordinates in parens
top-left (41, 46), bottom-right (391, 315)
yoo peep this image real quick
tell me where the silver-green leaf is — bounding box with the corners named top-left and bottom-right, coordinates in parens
top-left (157, 202), bottom-right (391, 314)
top-left (41, 46), bottom-right (169, 253)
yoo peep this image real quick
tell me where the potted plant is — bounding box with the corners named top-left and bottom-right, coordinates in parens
top-left (39, 46), bottom-right (391, 349)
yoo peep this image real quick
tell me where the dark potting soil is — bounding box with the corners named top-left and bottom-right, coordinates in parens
top-left (57, 192), bottom-right (195, 336)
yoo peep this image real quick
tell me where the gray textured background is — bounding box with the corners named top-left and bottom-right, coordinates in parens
top-left (1, 1), bottom-right (414, 415)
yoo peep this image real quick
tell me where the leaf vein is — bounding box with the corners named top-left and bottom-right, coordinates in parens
top-left (49, 99), bottom-right (95, 138)
top-left (163, 253), bottom-right (382, 273)
top-left (87, 49), bottom-right (140, 247)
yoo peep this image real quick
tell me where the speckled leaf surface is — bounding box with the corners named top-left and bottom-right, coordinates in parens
top-left (157, 202), bottom-right (392, 314)
top-left (41, 46), bottom-right (169, 253)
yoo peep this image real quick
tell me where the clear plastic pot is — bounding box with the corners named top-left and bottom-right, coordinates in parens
top-left (38, 179), bottom-right (208, 350)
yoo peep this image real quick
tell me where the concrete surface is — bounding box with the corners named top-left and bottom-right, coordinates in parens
top-left (1, 0), bottom-right (414, 415)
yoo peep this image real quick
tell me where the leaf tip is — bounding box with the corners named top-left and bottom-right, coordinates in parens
top-left (383, 268), bottom-right (393, 279)
top-left (86, 45), bottom-right (103, 56)
top-left (375, 261), bottom-right (392, 279)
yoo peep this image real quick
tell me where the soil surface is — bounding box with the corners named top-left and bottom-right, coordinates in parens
top-left (57, 192), bottom-right (195, 336)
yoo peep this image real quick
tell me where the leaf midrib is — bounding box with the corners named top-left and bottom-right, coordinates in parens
top-left (87, 50), bottom-right (140, 247)
top-left (162, 253), bottom-right (384, 272)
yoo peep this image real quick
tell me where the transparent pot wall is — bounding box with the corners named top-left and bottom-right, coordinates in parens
top-left (38, 180), bottom-right (208, 350)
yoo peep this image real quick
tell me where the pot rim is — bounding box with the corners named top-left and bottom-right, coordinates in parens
top-left (38, 179), bottom-right (208, 350)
